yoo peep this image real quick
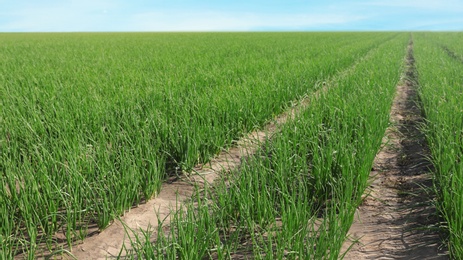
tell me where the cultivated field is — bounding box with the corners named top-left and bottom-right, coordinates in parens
top-left (414, 32), bottom-right (463, 258)
top-left (1, 32), bottom-right (461, 259)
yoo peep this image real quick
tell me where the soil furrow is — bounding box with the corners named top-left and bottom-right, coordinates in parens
top-left (55, 81), bottom-right (316, 260)
top-left (38, 43), bottom-right (381, 260)
top-left (341, 41), bottom-right (447, 259)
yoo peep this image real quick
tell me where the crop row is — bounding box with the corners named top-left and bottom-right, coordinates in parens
top-left (122, 34), bottom-right (409, 259)
top-left (417, 32), bottom-right (463, 63)
top-left (414, 33), bottom-right (463, 259)
top-left (1, 33), bottom-right (398, 258)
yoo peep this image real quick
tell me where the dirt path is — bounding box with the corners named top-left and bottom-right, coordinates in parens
top-left (341, 42), bottom-right (447, 259)
top-left (36, 45), bottom-right (379, 260)
top-left (52, 85), bottom-right (317, 260)
top-left (58, 48), bottom-right (375, 259)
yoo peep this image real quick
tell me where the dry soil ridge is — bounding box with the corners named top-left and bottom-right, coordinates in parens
top-left (58, 46), bottom-right (382, 260)
top-left (341, 41), bottom-right (448, 259)
top-left (50, 82), bottom-right (314, 260)
top-left (35, 43), bottom-right (381, 260)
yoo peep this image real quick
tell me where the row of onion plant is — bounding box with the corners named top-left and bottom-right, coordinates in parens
top-left (120, 33), bottom-right (409, 259)
top-left (1, 32), bottom-right (398, 258)
top-left (413, 32), bottom-right (463, 259)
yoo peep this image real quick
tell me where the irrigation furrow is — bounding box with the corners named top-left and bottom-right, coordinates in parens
top-left (54, 40), bottom-right (393, 260)
top-left (440, 45), bottom-right (463, 64)
top-left (341, 40), bottom-right (447, 259)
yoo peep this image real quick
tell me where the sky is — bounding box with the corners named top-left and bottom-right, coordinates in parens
top-left (1, 0), bottom-right (462, 32)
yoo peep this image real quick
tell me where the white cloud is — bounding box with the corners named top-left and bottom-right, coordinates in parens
top-left (0, 0), bottom-right (119, 32)
top-left (363, 0), bottom-right (463, 11)
top-left (127, 11), bottom-right (366, 31)
top-left (0, 3), bottom-right (365, 32)
top-left (408, 17), bottom-right (463, 30)
top-left (1, 0), bottom-right (460, 32)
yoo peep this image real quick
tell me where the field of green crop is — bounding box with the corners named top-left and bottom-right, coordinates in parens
top-left (1, 32), bottom-right (462, 259)
top-left (1, 32), bottom-right (395, 258)
top-left (414, 32), bottom-right (463, 259)
top-left (122, 33), bottom-right (409, 259)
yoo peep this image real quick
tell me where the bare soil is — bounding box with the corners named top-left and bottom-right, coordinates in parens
top-left (33, 44), bottom-right (447, 259)
top-left (341, 42), bottom-right (448, 259)
top-left (34, 40), bottom-right (379, 260)
top-left (42, 86), bottom-right (315, 260)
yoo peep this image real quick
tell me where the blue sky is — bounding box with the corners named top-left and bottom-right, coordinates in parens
top-left (1, 0), bottom-right (462, 32)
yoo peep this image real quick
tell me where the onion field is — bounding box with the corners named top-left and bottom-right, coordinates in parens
top-left (414, 32), bottom-right (463, 259)
top-left (1, 32), bottom-right (461, 259)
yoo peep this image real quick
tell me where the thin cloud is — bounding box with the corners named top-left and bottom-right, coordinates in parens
top-left (408, 17), bottom-right (463, 30)
top-left (128, 11), bottom-right (366, 31)
top-left (364, 0), bottom-right (463, 11)
top-left (1, 0), bottom-right (120, 32)
top-left (0, 0), bottom-right (461, 32)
